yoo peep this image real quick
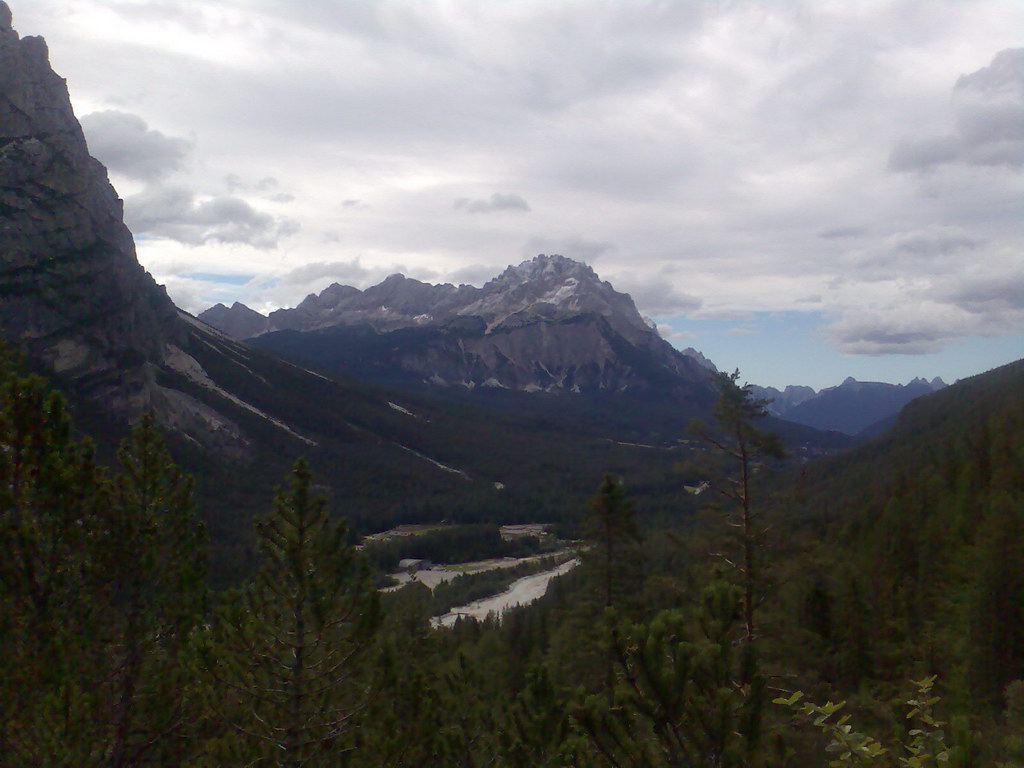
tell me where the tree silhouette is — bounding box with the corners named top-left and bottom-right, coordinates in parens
top-left (205, 459), bottom-right (380, 767)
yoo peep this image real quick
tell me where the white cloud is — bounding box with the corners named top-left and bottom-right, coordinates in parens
top-left (279, 259), bottom-right (371, 287)
top-left (890, 48), bottom-right (1024, 171)
top-left (126, 186), bottom-right (298, 248)
top-left (10, 0), bottom-right (1023, 380)
top-left (454, 193), bottom-right (531, 214)
top-left (80, 110), bottom-right (191, 180)
top-left (613, 276), bottom-right (703, 317)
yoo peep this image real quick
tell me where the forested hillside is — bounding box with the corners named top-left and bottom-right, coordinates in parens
top-left (777, 359), bottom-right (1024, 712)
top-left (2, 352), bottom-right (1021, 766)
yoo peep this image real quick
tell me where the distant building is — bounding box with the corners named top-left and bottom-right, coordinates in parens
top-left (397, 558), bottom-right (432, 572)
top-left (500, 523), bottom-right (549, 541)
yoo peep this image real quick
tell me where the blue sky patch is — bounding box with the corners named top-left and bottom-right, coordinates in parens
top-left (185, 272), bottom-right (254, 285)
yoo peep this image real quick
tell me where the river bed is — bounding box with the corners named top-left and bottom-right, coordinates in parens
top-left (432, 558), bottom-right (579, 628)
top-left (387, 549), bottom-right (575, 590)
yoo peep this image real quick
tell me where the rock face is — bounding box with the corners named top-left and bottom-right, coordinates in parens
top-left (0, 3), bottom-right (182, 412)
top-left (199, 302), bottom-right (270, 340)
top-left (202, 255), bottom-right (716, 395)
top-left (749, 384), bottom-right (817, 416)
top-left (0, 6), bottom-right (264, 454)
top-left (680, 347), bottom-right (718, 373)
top-left (0, 4), bottom-right (850, 570)
top-left (206, 254), bottom-right (659, 342)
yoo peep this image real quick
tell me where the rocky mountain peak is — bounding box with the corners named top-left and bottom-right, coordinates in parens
top-left (0, 5), bottom-right (184, 410)
top-left (907, 376), bottom-right (947, 391)
top-left (200, 252), bottom-right (717, 396)
top-left (296, 282), bottom-right (361, 312)
top-left (458, 254), bottom-right (650, 339)
top-left (201, 253), bottom-right (658, 342)
top-left (199, 301), bottom-right (269, 340)
top-left (495, 253), bottom-right (599, 285)
top-left (482, 255), bottom-right (605, 304)
top-left (748, 383), bottom-right (817, 416)
top-left (680, 347), bottom-right (718, 372)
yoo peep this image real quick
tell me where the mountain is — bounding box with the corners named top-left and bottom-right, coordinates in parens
top-left (679, 347), bottom-right (718, 372)
top-left (3, 5), bottom-right (796, 585)
top-left (749, 384), bottom-right (816, 416)
top-left (0, 6), bottom-right (184, 417)
top-left (0, 5), bottom-right (688, 576)
top-left (207, 254), bottom-right (655, 340)
top-left (764, 357), bottom-right (1024, 726)
top-left (197, 301), bottom-right (270, 340)
top-left (201, 255), bottom-right (717, 398)
top-left (791, 361), bottom-right (1018, 518)
top-left (751, 377), bottom-right (947, 436)
top-left (784, 376), bottom-right (946, 436)
top-left (0, 6), bottom-right (852, 585)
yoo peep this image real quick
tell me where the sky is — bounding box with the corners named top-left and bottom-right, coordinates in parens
top-left (14, 0), bottom-right (1023, 389)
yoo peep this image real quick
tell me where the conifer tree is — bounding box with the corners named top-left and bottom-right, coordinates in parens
top-left (575, 580), bottom-right (767, 768)
top-left (0, 358), bottom-right (206, 765)
top-left (0, 358), bottom-right (100, 632)
top-left (690, 370), bottom-right (784, 645)
top-left (354, 582), bottom-right (448, 768)
top-left (0, 356), bottom-right (106, 764)
top-left (967, 492), bottom-right (1024, 709)
top-left (205, 458), bottom-right (380, 767)
top-left (96, 415), bottom-right (207, 767)
top-left (435, 648), bottom-right (503, 767)
top-left (582, 474), bottom-right (642, 613)
top-left (581, 474), bottom-right (643, 703)
top-left (502, 663), bottom-right (588, 768)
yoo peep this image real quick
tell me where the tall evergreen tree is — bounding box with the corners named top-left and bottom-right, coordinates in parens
top-left (0, 359), bottom-right (105, 764)
top-left (205, 459), bottom-right (380, 767)
top-left (690, 371), bottom-right (784, 645)
top-left (582, 474), bottom-right (642, 613)
top-left (96, 416), bottom-right (207, 766)
top-left (0, 357), bottom-right (206, 766)
top-left (353, 582), bottom-right (449, 768)
top-left (581, 474), bottom-right (643, 702)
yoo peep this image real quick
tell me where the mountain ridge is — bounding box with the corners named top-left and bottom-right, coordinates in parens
top-left (0, 3), bottom-right (853, 584)
top-left (200, 254), bottom-right (717, 397)
top-left (751, 376), bottom-right (948, 436)
top-left (202, 254), bottom-right (657, 342)
top-left (0, 4), bottom-right (204, 425)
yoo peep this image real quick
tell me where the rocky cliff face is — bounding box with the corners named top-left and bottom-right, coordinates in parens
top-left (206, 254), bottom-right (657, 342)
top-left (0, 5), bottom-right (263, 452)
top-left (200, 301), bottom-right (271, 340)
top-left (202, 255), bottom-right (715, 395)
top-left (749, 384), bottom-right (817, 416)
top-left (0, 2), bottom-right (183, 412)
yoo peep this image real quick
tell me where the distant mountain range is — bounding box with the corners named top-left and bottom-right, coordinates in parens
top-left (200, 254), bottom-right (715, 398)
top-left (200, 273), bottom-right (946, 439)
top-left (751, 377), bottom-right (947, 436)
top-left (3, 5), bottom-right (959, 583)
top-left (0, 10), bottom-right (724, 579)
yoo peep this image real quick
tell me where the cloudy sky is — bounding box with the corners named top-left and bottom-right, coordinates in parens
top-left (17, 0), bottom-right (1023, 388)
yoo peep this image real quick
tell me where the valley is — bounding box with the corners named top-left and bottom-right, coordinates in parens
top-left (366, 520), bottom-right (581, 622)
top-left (1, 3), bottom-right (1022, 766)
